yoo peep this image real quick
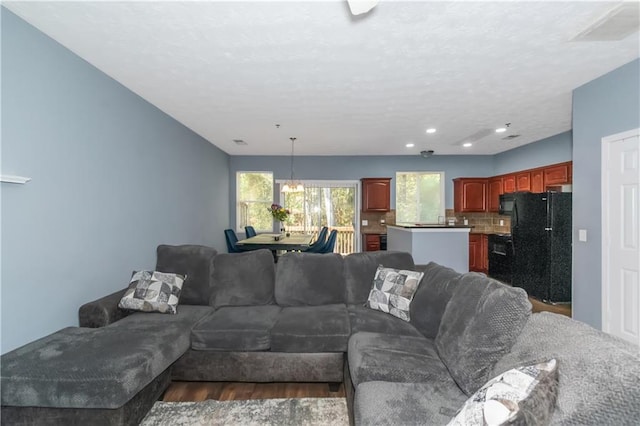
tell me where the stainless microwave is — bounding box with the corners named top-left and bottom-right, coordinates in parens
top-left (499, 193), bottom-right (515, 215)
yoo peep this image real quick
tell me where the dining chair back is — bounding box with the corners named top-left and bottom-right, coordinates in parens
top-left (304, 226), bottom-right (329, 253)
top-left (244, 226), bottom-right (257, 238)
top-left (312, 226), bottom-right (328, 246)
top-left (321, 230), bottom-right (338, 254)
top-left (224, 229), bottom-right (243, 253)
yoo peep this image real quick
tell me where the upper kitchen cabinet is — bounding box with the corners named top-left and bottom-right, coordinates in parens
top-left (531, 169), bottom-right (544, 193)
top-left (361, 178), bottom-right (391, 212)
top-left (516, 171), bottom-right (531, 191)
top-left (488, 177), bottom-right (503, 212)
top-left (454, 178), bottom-right (487, 213)
top-left (503, 175), bottom-right (516, 193)
top-left (544, 161), bottom-right (572, 186)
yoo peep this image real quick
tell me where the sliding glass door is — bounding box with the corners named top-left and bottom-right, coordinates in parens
top-left (279, 181), bottom-right (359, 254)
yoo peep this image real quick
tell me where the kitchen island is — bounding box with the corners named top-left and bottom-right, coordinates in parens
top-left (387, 224), bottom-right (472, 272)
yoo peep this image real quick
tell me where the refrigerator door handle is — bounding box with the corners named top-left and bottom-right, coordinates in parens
top-left (546, 192), bottom-right (554, 231)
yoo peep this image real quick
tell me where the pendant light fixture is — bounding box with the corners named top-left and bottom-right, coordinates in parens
top-left (281, 137), bottom-right (304, 193)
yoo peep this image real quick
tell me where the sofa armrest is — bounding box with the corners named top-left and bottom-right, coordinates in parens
top-left (78, 288), bottom-right (129, 328)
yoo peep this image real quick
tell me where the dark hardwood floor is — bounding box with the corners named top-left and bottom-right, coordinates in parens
top-left (162, 382), bottom-right (346, 402)
top-left (530, 297), bottom-right (572, 317)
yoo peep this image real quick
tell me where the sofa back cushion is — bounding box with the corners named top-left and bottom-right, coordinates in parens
top-left (492, 312), bottom-right (640, 424)
top-left (344, 251), bottom-right (415, 305)
top-left (155, 244), bottom-right (217, 305)
top-left (210, 249), bottom-right (275, 308)
top-left (435, 273), bottom-right (531, 395)
top-left (410, 262), bottom-right (463, 339)
top-left (275, 252), bottom-right (345, 306)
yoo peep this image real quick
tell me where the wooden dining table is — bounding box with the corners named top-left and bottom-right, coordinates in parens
top-left (236, 233), bottom-right (314, 261)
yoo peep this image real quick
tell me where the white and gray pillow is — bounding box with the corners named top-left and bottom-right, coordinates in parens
top-left (118, 270), bottom-right (185, 314)
top-left (366, 265), bottom-right (424, 321)
top-left (448, 358), bottom-right (559, 426)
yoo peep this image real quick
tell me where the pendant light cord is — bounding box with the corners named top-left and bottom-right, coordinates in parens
top-left (290, 137), bottom-right (297, 181)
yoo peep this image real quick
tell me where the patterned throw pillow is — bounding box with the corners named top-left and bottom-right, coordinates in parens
top-left (448, 359), bottom-right (559, 426)
top-left (366, 265), bottom-right (424, 321)
top-left (118, 271), bottom-right (185, 314)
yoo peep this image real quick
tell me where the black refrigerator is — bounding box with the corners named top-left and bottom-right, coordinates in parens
top-left (510, 192), bottom-right (572, 303)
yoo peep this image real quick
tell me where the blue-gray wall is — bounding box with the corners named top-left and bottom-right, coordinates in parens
top-left (1, 9), bottom-right (230, 354)
top-left (228, 155), bottom-right (494, 229)
top-left (493, 131), bottom-right (572, 175)
top-left (572, 58), bottom-right (640, 329)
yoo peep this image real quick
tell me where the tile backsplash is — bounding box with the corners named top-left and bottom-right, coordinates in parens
top-left (361, 210), bottom-right (396, 234)
top-left (446, 209), bottom-right (511, 234)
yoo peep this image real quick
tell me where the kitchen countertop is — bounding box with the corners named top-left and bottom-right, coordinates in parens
top-left (470, 231), bottom-right (511, 235)
top-left (388, 223), bottom-right (474, 229)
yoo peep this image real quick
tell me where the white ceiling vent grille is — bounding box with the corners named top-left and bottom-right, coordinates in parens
top-left (571, 2), bottom-right (640, 42)
top-left (452, 129), bottom-right (493, 146)
top-left (233, 139), bottom-right (248, 146)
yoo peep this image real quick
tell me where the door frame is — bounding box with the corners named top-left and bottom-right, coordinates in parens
top-left (601, 127), bottom-right (640, 333)
top-left (276, 179), bottom-right (362, 252)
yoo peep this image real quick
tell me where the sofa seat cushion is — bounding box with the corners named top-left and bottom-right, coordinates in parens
top-left (435, 273), bottom-right (531, 395)
top-left (493, 312), bottom-right (640, 425)
top-left (191, 305), bottom-right (282, 351)
top-left (355, 381), bottom-right (467, 426)
top-left (348, 305), bottom-right (423, 337)
top-left (210, 250), bottom-right (275, 308)
top-left (270, 304), bottom-right (350, 352)
top-left (1, 305), bottom-right (211, 409)
top-left (275, 253), bottom-right (346, 306)
top-left (348, 332), bottom-right (451, 386)
top-left (344, 251), bottom-right (416, 305)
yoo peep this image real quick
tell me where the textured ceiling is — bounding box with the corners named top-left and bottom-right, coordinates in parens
top-left (4, 1), bottom-right (639, 156)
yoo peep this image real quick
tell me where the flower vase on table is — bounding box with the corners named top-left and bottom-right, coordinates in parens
top-left (269, 203), bottom-right (291, 237)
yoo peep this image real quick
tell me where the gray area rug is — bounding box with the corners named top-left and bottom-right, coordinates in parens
top-left (141, 397), bottom-right (349, 426)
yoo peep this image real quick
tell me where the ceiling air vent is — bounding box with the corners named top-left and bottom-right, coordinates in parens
top-left (502, 134), bottom-right (521, 140)
top-left (451, 129), bottom-right (493, 146)
top-left (233, 139), bottom-right (248, 146)
top-left (571, 2), bottom-right (640, 42)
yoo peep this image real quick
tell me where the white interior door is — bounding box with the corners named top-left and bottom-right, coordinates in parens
top-left (602, 129), bottom-right (640, 346)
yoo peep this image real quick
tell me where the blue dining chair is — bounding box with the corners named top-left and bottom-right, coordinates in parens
top-left (224, 229), bottom-right (244, 253)
top-left (320, 230), bottom-right (338, 254)
top-left (304, 227), bottom-right (329, 253)
top-left (244, 226), bottom-right (257, 238)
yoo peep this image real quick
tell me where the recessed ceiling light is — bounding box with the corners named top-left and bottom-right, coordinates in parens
top-left (495, 127), bottom-right (507, 133)
top-left (463, 142), bottom-right (473, 148)
top-left (405, 143), bottom-right (415, 148)
top-left (426, 128), bottom-right (437, 134)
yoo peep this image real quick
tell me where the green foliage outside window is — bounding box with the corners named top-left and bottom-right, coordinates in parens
top-left (237, 172), bottom-right (274, 231)
top-left (283, 186), bottom-right (355, 231)
top-left (396, 172), bottom-right (444, 224)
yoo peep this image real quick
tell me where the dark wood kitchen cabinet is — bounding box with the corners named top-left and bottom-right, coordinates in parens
top-left (481, 234), bottom-right (488, 272)
top-left (469, 233), bottom-right (488, 273)
top-left (454, 161), bottom-right (572, 212)
top-left (544, 162), bottom-right (572, 186)
top-left (516, 171), bottom-right (531, 191)
top-left (361, 178), bottom-right (391, 212)
top-left (453, 178), bottom-right (487, 213)
top-left (488, 177), bottom-right (503, 212)
top-left (531, 169), bottom-right (544, 192)
top-left (503, 174), bottom-right (516, 193)
top-left (363, 234), bottom-right (382, 251)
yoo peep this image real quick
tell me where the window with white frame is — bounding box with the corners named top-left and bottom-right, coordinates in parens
top-left (395, 172), bottom-right (445, 224)
top-left (237, 171), bottom-right (274, 232)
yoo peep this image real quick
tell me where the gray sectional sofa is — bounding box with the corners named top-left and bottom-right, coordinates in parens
top-left (2, 245), bottom-right (639, 425)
